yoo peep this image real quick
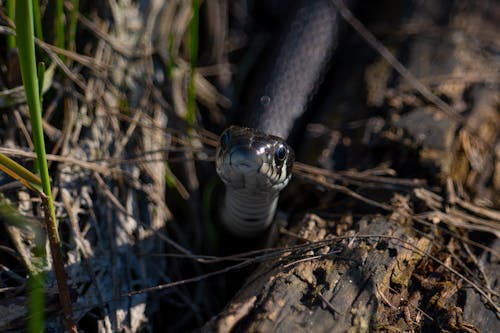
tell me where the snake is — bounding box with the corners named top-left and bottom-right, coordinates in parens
top-left (215, 0), bottom-right (351, 237)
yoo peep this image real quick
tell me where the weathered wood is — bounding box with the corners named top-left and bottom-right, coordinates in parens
top-left (202, 211), bottom-right (432, 332)
top-left (203, 205), bottom-right (424, 332)
top-left (203, 204), bottom-right (499, 332)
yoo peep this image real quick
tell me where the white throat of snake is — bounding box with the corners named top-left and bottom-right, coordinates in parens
top-left (221, 187), bottom-right (280, 237)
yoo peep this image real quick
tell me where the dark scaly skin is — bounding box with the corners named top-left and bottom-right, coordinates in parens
top-left (241, 0), bottom-right (347, 139)
top-left (218, 0), bottom-right (353, 237)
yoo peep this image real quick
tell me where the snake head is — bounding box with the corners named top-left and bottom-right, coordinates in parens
top-left (216, 126), bottom-right (294, 193)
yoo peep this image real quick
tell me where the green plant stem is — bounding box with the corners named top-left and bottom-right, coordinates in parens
top-left (187, 0), bottom-right (199, 125)
top-left (6, 0), bottom-right (16, 49)
top-left (0, 152), bottom-right (42, 192)
top-left (16, 0), bottom-right (53, 221)
top-left (16, 1), bottom-right (76, 331)
top-left (27, 271), bottom-right (44, 332)
top-left (68, 0), bottom-right (79, 53)
top-left (15, 1), bottom-right (49, 329)
top-left (55, 0), bottom-right (65, 61)
top-left (37, 62), bottom-right (45, 103)
top-left (32, 0), bottom-right (43, 40)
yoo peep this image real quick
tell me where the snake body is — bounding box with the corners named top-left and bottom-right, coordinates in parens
top-left (216, 0), bottom-right (349, 237)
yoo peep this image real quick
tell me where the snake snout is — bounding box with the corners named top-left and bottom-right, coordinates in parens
top-left (229, 146), bottom-right (262, 173)
top-left (215, 126), bottom-right (294, 193)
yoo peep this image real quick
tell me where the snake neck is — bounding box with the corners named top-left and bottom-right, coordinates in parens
top-left (220, 187), bottom-right (279, 237)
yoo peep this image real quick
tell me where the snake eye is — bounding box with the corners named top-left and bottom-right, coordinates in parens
top-left (274, 144), bottom-right (287, 166)
top-left (220, 130), bottom-right (230, 150)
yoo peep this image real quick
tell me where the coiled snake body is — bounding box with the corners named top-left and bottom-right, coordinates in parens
top-left (216, 0), bottom-right (349, 237)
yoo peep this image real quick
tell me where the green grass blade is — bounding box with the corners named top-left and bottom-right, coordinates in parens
top-left (37, 62), bottom-right (45, 103)
top-left (16, 0), bottom-right (55, 217)
top-left (17, 2), bottom-right (78, 330)
top-left (27, 273), bottom-right (45, 332)
top-left (68, 0), bottom-right (79, 53)
top-left (55, 0), bottom-right (65, 61)
top-left (15, 1), bottom-right (50, 331)
top-left (0, 152), bottom-right (42, 193)
top-left (33, 0), bottom-right (43, 41)
top-left (186, 0), bottom-right (199, 125)
top-left (6, 0), bottom-right (16, 50)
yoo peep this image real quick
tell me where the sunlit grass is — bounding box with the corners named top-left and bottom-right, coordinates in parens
top-left (14, 0), bottom-right (77, 331)
top-left (0, 153), bottom-right (42, 192)
top-left (15, 1), bottom-right (48, 329)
